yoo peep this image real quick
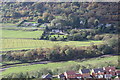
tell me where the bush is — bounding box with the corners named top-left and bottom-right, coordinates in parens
top-left (12, 20), bottom-right (19, 23)
top-left (97, 44), bottom-right (114, 54)
top-left (67, 35), bottom-right (73, 41)
top-left (106, 37), bottom-right (118, 47)
top-left (102, 35), bottom-right (112, 41)
top-left (70, 29), bottom-right (78, 34)
top-left (57, 37), bottom-right (65, 41)
top-left (86, 35), bottom-right (92, 40)
top-left (49, 37), bottom-right (56, 41)
top-left (102, 45), bottom-right (113, 54)
top-left (94, 35), bottom-right (103, 40)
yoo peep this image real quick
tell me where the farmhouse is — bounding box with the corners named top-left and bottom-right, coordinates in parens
top-left (80, 21), bottom-right (84, 24)
top-left (23, 22), bottom-right (39, 27)
top-left (33, 23), bottom-right (39, 26)
top-left (105, 24), bottom-right (112, 27)
top-left (97, 24), bottom-right (104, 28)
top-left (52, 29), bottom-right (63, 33)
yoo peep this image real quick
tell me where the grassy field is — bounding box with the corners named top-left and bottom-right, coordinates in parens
top-left (2, 26), bottom-right (41, 30)
top-left (1, 23), bottom-right (17, 27)
top-left (1, 30), bottom-right (43, 38)
top-left (1, 39), bottom-right (103, 51)
top-left (2, 56), bottom-right (119, 76)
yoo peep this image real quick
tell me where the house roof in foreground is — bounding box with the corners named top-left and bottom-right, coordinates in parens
top-left (93, 68), bottom-right (104, 73)
top-left (42, 73), bottom-right (52, 78)
top-left (116, 70), bottom-right (120, 75)
top-left (81, 69), bottom-right (90, 74)
top-left (104, 66), bottom-right (116, 71)
top-left (58, 73), bottom-right (65, 78)
top-left (65, 71), bottom-right (76, 75)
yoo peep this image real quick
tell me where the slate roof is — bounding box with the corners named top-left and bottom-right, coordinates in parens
top-left (81, 69), bottom-right (90, 74)
top-left (42, 73), bottom-right (52, 78)
top-left (58, 73), bottom-right (65, 78)
top-left (93, 68), bottom-right (104, 73)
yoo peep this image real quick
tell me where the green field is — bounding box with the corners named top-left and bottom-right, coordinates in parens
top-left (1, 23), bottom-right (16, 27)
top-left (2, 26), bottom-right (41, 30)
top-left (1, 27), bottom-right (103, 51)
top-left (1, 39), bottom-right (103, 51)
top-left (2, 56), bottom-right (118, 76)
top-left (1, 30), bottom-right (43, 38)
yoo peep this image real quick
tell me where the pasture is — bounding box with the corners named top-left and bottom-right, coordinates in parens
top-left (1, 39), bottom-right (103, 51)
top-left (1, 27), bottom-right (103, 51)
top-left (1, 30), bottom-right (43, 39)
top-left (1, 23), bottom-right (16, 27)
top-left (2, 26), bottom-right (41, 30)
top-left (2, 55), bottom-right (119, 76)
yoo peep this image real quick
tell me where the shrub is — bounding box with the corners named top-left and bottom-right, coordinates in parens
top-left (86, 35), bottom-right (92, 40)
top-left (70, 29), bottom-right (78, 34)
top-left (49, 37), bottom-right (56, 41)
top-left (57, 37), bottom-right (65, 41)
top-left (102, 35), bottom-right (112, 41)
top-left (94, 35), bottom-right (103, 40)
top-left (97, 44), bottom-right (114, 54)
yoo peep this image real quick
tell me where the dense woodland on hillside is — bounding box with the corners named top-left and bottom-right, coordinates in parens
top-left (1, 2), bottom-right (119, 25)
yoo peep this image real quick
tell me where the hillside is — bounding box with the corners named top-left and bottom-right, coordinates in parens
top-left (1, 2), bottom-right (119, 26)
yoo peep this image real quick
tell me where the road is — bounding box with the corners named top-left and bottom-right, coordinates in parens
top-left (0, 61), bottom-right (52, 72)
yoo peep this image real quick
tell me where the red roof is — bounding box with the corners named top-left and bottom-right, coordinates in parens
top-left (64, 71), bottom-right (76, 78)
top-left (65, 71), bottom-right (76, 75)
top-left (76, 73), bottom-right (82, 77)
top-left (116, 70), bottom-right (120, 73)
top-left (64, 71), bottom-right (82, 78)
top-left (104, 66), bottom-right (116, 71)
top-left (82, 74), bottom-right (91, 78)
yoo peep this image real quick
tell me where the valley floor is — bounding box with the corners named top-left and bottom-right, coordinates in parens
top-left (2, 55), bottom-right (119, 77)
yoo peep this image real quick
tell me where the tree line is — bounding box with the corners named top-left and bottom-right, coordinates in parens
top-left (2, 37), bottom-right (119, 62)
top-left (40, 25), bottom-right (117, 41)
